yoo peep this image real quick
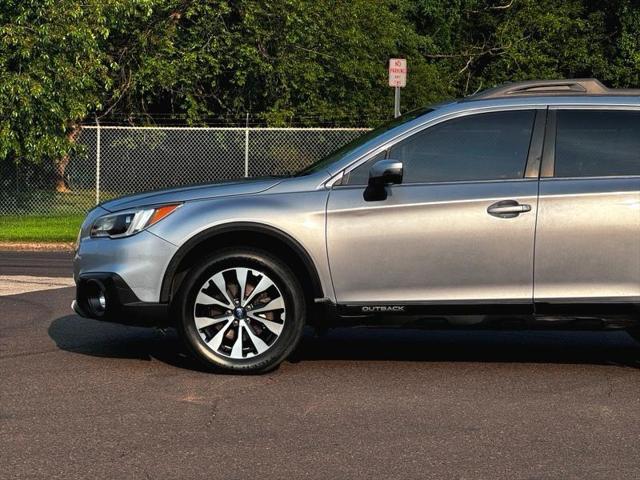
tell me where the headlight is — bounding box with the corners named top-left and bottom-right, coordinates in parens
top-left (75, 227), bottom-right (82, 251)
top-left (90, 204), bottom-right (180, 239)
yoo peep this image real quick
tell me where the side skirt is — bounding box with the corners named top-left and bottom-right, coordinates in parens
top-left (326, 302), bottom-right (639, 330)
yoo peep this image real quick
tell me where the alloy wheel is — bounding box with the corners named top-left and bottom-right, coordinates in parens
top-left (193, 267), bottom-right (286, 359)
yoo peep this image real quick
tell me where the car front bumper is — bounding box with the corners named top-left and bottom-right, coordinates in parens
top-left (74, 227), bottom-right (178, 302)
top-left (73, 272), bottom-right (171, 327)
top-left (73, 210), bottom-right (178, 326)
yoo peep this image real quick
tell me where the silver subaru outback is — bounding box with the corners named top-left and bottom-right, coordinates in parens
top-left (73, 79), bottom-right (640, 373)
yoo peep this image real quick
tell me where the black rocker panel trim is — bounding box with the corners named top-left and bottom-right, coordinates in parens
top-left (336, 301), bottom-right (639, 320)
top-left (337, 302), bottom-right (533, 317)
top-left (535, 302), bottom-right (640, 317)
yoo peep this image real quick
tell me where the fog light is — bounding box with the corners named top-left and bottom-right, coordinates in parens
top-left (98, 291), bottom-right (106, 310)
top-left (84, 280), bottom-right (107, 317)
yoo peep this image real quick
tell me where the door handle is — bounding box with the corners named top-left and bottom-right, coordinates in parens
top-left (487, 200), bottom-right (531, 218)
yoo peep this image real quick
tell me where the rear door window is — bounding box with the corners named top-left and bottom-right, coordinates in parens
top-left (554, 110), bottom-right (640, 177)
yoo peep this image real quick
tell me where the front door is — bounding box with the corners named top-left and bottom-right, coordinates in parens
top-left (326, 109), bottom-right (542, 306)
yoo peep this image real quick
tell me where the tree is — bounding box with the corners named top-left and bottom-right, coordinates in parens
top-left (101, 0), bottom-right (451, 125)
top-left (0, 0), bottom-right (163, 191)
top-left (407, 0), bottom-right (640, 95)
top-left (0, 0), bottom-right (109, 190)
top-left (1, 0), bottom-right (639, 198)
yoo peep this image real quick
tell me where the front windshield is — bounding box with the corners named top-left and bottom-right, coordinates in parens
top-left (296, 107), bottom-right (434, 176)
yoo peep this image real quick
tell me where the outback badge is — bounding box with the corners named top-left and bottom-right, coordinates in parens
top-left (361, 306), bottom-right (405, 313)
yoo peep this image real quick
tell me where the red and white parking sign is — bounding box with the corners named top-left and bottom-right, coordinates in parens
top-left (388, 58), bottom-right (407, 87)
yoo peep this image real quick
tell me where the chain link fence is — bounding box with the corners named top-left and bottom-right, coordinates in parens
top-left (0, 126), bottom-right (369, 216)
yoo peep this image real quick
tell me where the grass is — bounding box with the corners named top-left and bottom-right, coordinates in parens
top-left (0, 215), bottom-right (84, 243)
top-left (0, 189), bottom-right (124, 243)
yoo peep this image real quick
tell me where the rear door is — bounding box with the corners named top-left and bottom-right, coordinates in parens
top-left (326, 108), bottom-right (545, 308)
top-left (534, 107), bottom-right (640, 310)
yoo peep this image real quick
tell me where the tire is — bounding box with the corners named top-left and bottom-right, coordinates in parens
top-left (175, 247), bottom-right (306, 374)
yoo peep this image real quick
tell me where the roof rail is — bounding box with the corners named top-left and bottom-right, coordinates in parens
top-left (464, 79), bottom-right (640, 101)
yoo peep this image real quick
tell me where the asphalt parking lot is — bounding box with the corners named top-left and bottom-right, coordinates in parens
top-left (1, 251), bottom-right (639, 479)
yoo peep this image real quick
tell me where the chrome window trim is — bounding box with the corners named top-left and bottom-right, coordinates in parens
top-left (331, 177), bottom-right (539, 191)
top-left (326, 105), bottom-right (545, 188)
top-left (540, 175), bottom-right (640, 181)
top-left (548, 104), bottom-right (640, 111)
top-left (544, 106), bottom-right (640, 178)
top-left (323, 98), bottom-right (640, 189)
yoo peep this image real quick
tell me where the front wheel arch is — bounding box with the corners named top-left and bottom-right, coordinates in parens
top-left (161, 222), bottom-right (324, 307)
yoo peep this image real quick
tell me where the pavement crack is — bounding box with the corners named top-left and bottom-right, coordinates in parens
top-left (206, 398), bottom-right (220, 429)
top-left (0, 348), bottom-right (60, 359)
top-left (605, 374), bottom-right (614, 398)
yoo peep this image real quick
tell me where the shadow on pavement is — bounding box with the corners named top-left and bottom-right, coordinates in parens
top-left (49, 315), bottom-right (640, 371)
top-left (293, 327), bottom-right (640, 369)
top-left (48, 315), bottom-right (209, 372)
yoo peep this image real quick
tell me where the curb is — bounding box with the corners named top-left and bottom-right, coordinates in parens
top-left (0, 242), bottom-right (75, 252)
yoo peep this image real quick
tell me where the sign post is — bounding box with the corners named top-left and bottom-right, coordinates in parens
top-left (388, 58), bottom-right (407, 118)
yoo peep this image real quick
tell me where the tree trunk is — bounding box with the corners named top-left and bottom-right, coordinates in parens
top-left (54, 125), bottom-right (81, 193)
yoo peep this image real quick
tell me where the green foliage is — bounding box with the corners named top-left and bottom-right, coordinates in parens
top-left (104, 0), bottom-right (449, 124)
top-left (1, 0), bottom-right (639, 170)
top-left (408, 0), bottom-right (640, 95)
top-left (0, 0), bottom-right (109, 164)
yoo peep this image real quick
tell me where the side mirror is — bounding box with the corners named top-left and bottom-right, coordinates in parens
top-left (364, 160), bottom-right (403, 201)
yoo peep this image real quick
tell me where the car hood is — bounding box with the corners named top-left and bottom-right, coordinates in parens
top-left (100, 177), bottom-right (284, 212)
